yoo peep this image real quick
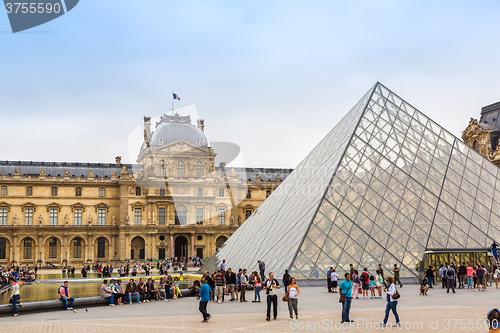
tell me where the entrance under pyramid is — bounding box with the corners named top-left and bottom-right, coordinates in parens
top-left (203, 82), bottom-right (500, 280)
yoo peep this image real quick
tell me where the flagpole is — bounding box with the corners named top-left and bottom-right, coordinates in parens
top-left (172, 90), bottom-right (174, 114)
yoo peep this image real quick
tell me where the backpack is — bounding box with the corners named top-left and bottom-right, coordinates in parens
top-left (361, 272), bottom-right (368, 283)
top-left (477, 269), bottom-right (484, 279)
top-left (446, 268), bottom-right (454, 279)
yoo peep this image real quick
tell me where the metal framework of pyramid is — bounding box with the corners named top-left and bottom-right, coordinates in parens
top-left (204, 82), bottom-right (500, 279)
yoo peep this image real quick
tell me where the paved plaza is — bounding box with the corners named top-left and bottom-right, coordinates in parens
top-left (0, 284), bottom-right (498, 332)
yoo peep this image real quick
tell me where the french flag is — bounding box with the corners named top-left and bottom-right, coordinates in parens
top-left (173, 93), bottom-right (180, 100)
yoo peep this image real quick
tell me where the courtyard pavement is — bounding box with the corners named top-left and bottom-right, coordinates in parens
top-left (0, 284), bottom-right (497, 332)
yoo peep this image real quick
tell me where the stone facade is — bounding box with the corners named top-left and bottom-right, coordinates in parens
top-left (0, 114), bottom-right (292, 267)
top-left (462, 102), bottom-right (500, 167)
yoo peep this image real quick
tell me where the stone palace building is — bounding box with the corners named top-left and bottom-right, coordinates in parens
top-left (0, 113), bottom-right (292, 267)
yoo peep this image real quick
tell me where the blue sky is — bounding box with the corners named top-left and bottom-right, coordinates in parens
top-left (1, 1), bottom-right (500, 167)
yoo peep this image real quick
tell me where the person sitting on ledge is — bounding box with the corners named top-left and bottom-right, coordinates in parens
top-left (58, 281), bottom-right (76, 311)
top-left (101, 279), bottom-right (115, 306)
top-left (125, 279), bottom-right (141, 304)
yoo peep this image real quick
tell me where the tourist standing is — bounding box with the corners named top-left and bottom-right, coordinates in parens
top-left (263, 272), bottom-right (280, 321)
top-left (287, 277), bottom-right (300, 320)
top-left (283, 269), bottom-right (291, 294)
top-left (393, 264), bottom-right (403, 287)
top-left (198, 278), bottom-right (211, 323)
top-left (58, 281), bottom-right (76, 310)
top-left (361, 268), bottom-right (370, 299)
top-left (445, 264), bottom-right (456, 293)
top-left (9, 277), bottom-right (20, 317)
top-left (326, 267), bottom-right (332, 292)
top-left (349, 264), bottom-right (355, 278)
top-left (375, 272), bottom-right (383, 299)
top-left (253, 273), bottom-right (262, 302)
top-left (476, 265), bottom-right (486, 291)
top-left (376, 264), bottom-right (386, 288)
top-left (219, 260), bottom-right (226, 272)
top-left (240, 269), bottom-right (248, 302)
top-left (458, 263), bottom-right (467, 289)
top-left (330, 269), bottom-right (338, 293)
top-left (425, 266), bottom-right (434, 288)
top-left (382, 276), bottom-right (400, 327)
top-left (466, 263), bottom-right (473, 289)
top-left (339, 273), bottom-right (353, 323)
top-left (225, 268), bottom-right (236, 301)
top-left (214, 270), bottom-right (225, 303)
top-left (439, 264), bottom-right (446, 288)
top-left (352, 270), bottom-right (361, 299)
top-left (494, 266), bottom-right (500, 289)
top-left (81, 265), bottom-right (87, 278)
top-left (258, 260), bottom-right (266, 280)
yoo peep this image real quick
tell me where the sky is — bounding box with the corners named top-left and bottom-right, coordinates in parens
top-left (1, 0), bottom-right (500, 168)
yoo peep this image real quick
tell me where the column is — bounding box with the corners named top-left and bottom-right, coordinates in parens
top-left (191, 234), bottom-right (195, 258)
top-left (170, 234), bottom-right (174, 258)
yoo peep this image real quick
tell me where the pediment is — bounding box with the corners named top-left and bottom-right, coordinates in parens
top-left (152, 140), bottom-right (210, 154)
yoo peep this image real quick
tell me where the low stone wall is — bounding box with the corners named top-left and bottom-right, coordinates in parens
top-left (0, 289), bottom-right (195, 316)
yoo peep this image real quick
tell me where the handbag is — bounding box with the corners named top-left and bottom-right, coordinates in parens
top-left (339, 293), bottom-right (346, 303)
top-left (392, 289), bottom-right (401, 300)
top-left (282, 294), bottom-right (289, 302)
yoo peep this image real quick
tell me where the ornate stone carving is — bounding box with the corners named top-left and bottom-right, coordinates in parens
top-left (14, 215), bottom-right (18, 224)
top-left (128, 187), bottom-right (135, 195)
top-left (115, 156), bottom-right (122, 164)
top-left (88, 170), bottom-right (93, 178)
top-left (111, 171), bottom-right (117, 177)
top-left (121, 165), bottom-right (128, 175)
top-left (39, 215), bottom-right (43, 224)
top-left (88, 215), bottom-right (92, 225)
top-left (39, 170), bottom-right (45, 176)
top-left (14, 168), bottom-right (20, 175)
top-left (64, 170), bottom-right (69, 176)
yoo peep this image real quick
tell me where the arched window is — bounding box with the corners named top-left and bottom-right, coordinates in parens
top-left (219, 188), bottom-right (225, 197)
top-left (26, 186), bottom-right (33, 196)
top-left (0, 186), bottom-right (6, 196)
top-left (195, 161), bottom-right (204, 178)
top-left (51, 187), bottom-right (58, 196)
top-left (23, 238), bottom-right (32, 259)
top-left (174, 204), bottom-right (187, 225)
top-left (97, 237), bottom-right (106, 258)
top-left (73, 238), bottom-right (82, 258)
top-left (197, 188), bottom-right (203, 197)
top-left (177, 160), bottom-right (185, 177)
top-left (158, 160), bottom-right (166, 177)
top-left (48, 238), bottom-right (57, 259)
top-left (75, 187), bottom-right (82, 197)
top-left (99, 187), bottom-right (106, 197)
top-left (473, 140), bottom-right (479, 152)
top-left (0, 238), bottom-right (6, 259)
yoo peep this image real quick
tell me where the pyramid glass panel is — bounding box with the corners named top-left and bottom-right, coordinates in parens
top-left (203, 83), bottom-right (500, 279)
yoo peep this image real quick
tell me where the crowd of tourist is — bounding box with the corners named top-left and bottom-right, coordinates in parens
top-left (0, 265), bottom-right (36, 287)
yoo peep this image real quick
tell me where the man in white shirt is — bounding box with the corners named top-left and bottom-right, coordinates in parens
top-left (262, 272), bottom-right (280, 321)
top-left (330, 269), bottom-right (339, 293)
top-left (218, 260), bottom-right (226, 272)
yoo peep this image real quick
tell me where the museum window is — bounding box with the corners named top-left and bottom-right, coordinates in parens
top-left (195, 161), bottom-right (204, 178)
top-left (196, 207), bottom-right (204, 225)
top-left (219, 188), bottom-right (224, 197)
top-left (73, 238), bottom-right (82, 258)
top-left (97, 237), bottom-right (106, 258)
top-left (245, 209), bottom-right (253, 220)
top-left (135, 187), bottom-right (142, 196)
top-left (473, 140), bottom-right (479, 152)
top-left (218, 208), bottom-right (225, 225)
top-left (197, 187), bottom-right (203, 197)
top-left (49, 209), bottom-right (58, 226)
top-left (23, 238), bottom-right (32, 259)
top-left (99, 187), bottom-right (106, 197)
top-left (48, 238), bottom-right (57, 259)
top-left (158, 160), bottom-right (166, 177)
top-left (175, 204), bottom-right (187, 225)
top-left (24, 209), bottom-right (33, 225)
top-left (51, 186), bottom-right (58, 196)
top-left (0, 238), bottom-right (6, 259)
top-left (26, 186), bottom-right (33, 196)
top-left (0, 209), bottom-right (7, 226)
top-left (75, 187), bottom-right (82, 197)
top-left (177, 160), bottom-right (185, 177)
top-left (246, 189), bottom-right (251, 199)
top-left (160, 187), bottom-right (166, 197)
top-left (0, 186), bottom-right (6, 196)
top-left (266, 190), bottom-right (271, 198)
top-left (98, 209), bottom-right (106, 225)
top-left (158, 207), bottom-right (166, 225)
top-left (74, 209), bottom-right (82, 225)
top-left (134, 208), bottom-right (142, 225)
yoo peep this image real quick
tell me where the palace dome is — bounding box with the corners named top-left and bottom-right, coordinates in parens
top-left (149, 113), bottom-right (208, 148)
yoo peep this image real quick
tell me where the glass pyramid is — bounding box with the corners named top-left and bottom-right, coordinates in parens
top-left (203, 82), bottom-right (500, 279)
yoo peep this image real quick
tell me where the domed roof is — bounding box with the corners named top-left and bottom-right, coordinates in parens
top-left (149, 113), bottom-right (208, 148)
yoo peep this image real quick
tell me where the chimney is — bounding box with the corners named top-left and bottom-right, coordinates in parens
top-left (197, 119), bottom-right (205, 132)
top-left (144, 116), bottom-right (151, 146)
